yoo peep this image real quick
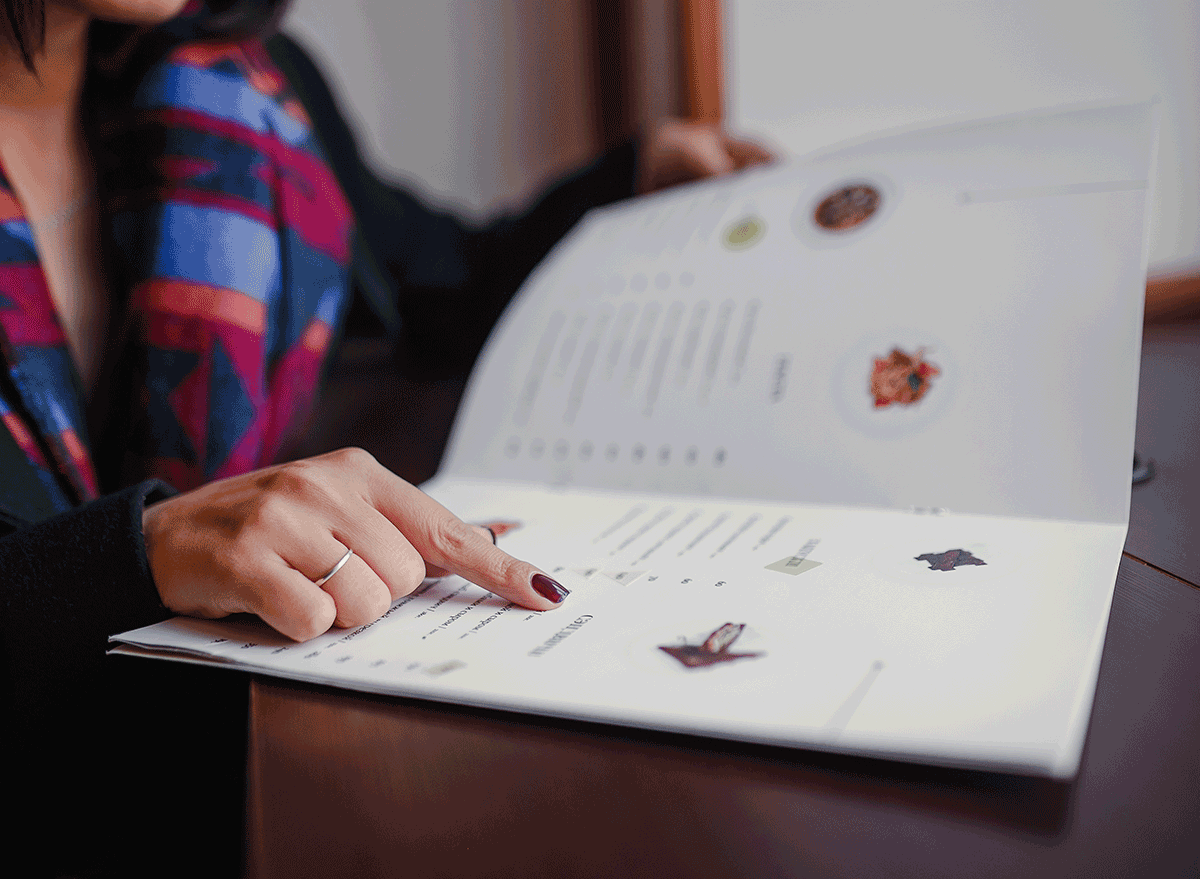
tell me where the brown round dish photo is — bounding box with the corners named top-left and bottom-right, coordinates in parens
top-left (813, 183), bottom-right (882, 231)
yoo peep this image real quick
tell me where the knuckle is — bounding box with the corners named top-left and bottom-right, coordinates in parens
top-left (293, 603), bottom-right (335, 641)
top-left (263, 460), bottom-right (338, 507)
top-left (369, 584), bottom-right (392, 618)
top-left (492, 553), bottom-right (528, 588)
top-left (239, 570), bottom-right (287, 613)
top-left (390, 550), bottom-right (427, 598)
top-left (329, 446), bottom-right (377, 472)
top-left (466, 544), bottom-right (524, 591)
top-left (244, 491), bottom-right (291, 535)
top-left (336, 584), bottom-right (389, 629)
top-left (235, 572), bottom-right (296, 632)
top-left (427, 516), bottom-right (477, 562)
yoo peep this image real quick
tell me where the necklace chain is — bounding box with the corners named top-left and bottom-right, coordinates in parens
top-left (33, 185), bottom-right (95, 234)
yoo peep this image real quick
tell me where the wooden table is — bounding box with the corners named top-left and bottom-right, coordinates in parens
top-left (246, 321), bottom-right (1200, 879)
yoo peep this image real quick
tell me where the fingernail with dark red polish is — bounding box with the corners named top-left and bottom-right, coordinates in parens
top-left (531, 573), bottom-right (569, 604)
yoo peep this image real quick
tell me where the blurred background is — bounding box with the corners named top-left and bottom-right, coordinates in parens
top-left (283, 0), bottom-right (677, 215)
top-left (283, 0), bottom-right (1199, 282)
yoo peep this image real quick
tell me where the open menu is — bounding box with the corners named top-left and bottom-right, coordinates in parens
top-left (111, 102), bottom-right (1156, 778)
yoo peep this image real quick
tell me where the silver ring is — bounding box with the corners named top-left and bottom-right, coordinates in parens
top-left (314, 547), bottom-right (354, 586)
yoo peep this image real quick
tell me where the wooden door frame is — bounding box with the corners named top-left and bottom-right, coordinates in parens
top-left (590, 0), bottom-right (725, 147)
top-left (677, 0), bottom-right (723, 121)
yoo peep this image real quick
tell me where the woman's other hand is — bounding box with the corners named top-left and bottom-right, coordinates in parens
top-left (141, 447), bottom-right (569, 642)
top-left (637, 118), bottom-right (775, 194)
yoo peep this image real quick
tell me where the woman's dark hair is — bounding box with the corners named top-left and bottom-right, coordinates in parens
top-left (3, 0), bottom-right (290, 72)
top-left (2, 0), bottom-right (43, 70)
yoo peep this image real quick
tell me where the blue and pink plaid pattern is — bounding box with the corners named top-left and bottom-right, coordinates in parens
top-left (0, 37), bottom-right (353, 510)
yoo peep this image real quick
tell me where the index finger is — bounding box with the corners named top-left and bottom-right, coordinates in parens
top-left (365, 468), bottom-right (569, 611)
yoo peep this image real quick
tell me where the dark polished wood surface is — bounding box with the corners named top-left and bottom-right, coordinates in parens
top-left (248, 322), bottom-right (1200, 878)
top-left (1127, 318), bottom-right (1200, 585)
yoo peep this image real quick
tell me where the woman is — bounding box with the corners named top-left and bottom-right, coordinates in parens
top-left (1, 1), bottom-right (768, 873)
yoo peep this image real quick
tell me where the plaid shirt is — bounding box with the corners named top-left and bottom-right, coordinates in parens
top-left (0, 37), bottom-right (353, 512)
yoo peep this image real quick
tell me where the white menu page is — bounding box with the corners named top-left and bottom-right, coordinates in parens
top-left (112, 102), bottom-right (1156, 778)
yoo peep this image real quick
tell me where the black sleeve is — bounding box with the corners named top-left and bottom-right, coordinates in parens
top-left (265, 32), bottom-right (638, 377)
top-left (380, 144), bottom-right (637, 376)
top-left (3, 481), bottom-right (251, 878)
top-left (0, 480), bottom-right (173, 716)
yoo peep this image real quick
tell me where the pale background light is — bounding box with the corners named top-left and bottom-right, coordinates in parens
top-left (726, 0), bottom-right (1200, 275)
top-left (284, 0), bottom-right (597, 216)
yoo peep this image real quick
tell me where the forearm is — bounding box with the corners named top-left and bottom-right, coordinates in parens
top-left (471, 140), bottom-right (639, 297)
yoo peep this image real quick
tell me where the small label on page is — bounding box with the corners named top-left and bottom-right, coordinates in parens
top-left (765, 557), bottom-right (822, 576)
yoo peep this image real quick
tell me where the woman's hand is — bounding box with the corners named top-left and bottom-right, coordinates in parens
top-left (141, 447), bottom-right (569, 642)
top-left (637, 118), bottom-right (775, 194)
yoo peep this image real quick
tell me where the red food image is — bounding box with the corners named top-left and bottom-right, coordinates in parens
top-left (871, 347), bottom-right (940, 407)
top-left (813, 184), bottom-right (881, 231)
top-left (915, 549), bottom-right (987, 571)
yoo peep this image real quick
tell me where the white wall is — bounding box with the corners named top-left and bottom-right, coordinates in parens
top-left (283, 0), bottom-right (597, 217)
top-left (726, 0), bottom-right (1200, 274)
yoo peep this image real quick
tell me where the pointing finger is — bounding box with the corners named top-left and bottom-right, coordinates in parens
top-left (423, 525), bottom-right (496, 580)
top-left (365, 471), bottom-right (569, 610)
